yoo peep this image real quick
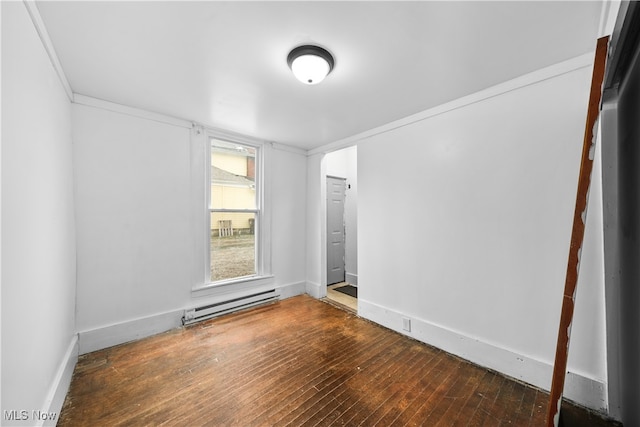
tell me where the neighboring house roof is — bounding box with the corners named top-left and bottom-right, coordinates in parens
top-left (211, 166), bottom-right (254, 187)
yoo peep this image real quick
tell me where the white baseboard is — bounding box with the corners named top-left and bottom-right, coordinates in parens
top-left (40, 335), bottom-right (78, 426)
top-left (79, 281), bottom-right (308, 355)
top-left (345, 273), bottom-right (358, 286)
top-left (564, 370), bottom-right (608, 412)
top-left (358, 298), bottom-right (607, 413)
top-left (78, 310), bottom-right (184, 355)
top-left (305, 281), bottom-right (324, 299)
top-left (277, 281), bottom-right (306, 299)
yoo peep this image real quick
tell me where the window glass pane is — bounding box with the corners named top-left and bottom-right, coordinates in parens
top-left (211, 139), bottom-right (256, 210)
top-left (210, 212), bottom-right (256, 282)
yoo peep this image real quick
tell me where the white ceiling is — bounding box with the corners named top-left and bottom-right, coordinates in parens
top-left (37, 1), bottom-right (604, 151)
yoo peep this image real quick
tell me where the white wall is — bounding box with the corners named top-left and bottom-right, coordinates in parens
top-left (325, 146), bottom-right (358, 285)
top-left (72, 102), bottom-right (308, 352)
top-left (72, 104), bottom-right (192, 333)
top-left (271, 146), bottom-right (307, 289)
top-left (1, 2), bottom-right (77, 423)
top-left (305, 153), bottom-right (324, 297)
top-left (355, 63), bottom-right (607, 411)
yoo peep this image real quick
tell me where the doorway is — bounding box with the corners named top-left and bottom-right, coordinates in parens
top-left (324, 146), bottom-right (358, 312)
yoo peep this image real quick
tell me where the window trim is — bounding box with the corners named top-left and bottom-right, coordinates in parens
top-left (193, 131), bottom-right (272, 293)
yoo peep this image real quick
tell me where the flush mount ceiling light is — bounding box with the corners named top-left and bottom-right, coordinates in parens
top-left (287, 45), bottom-right (335, 85)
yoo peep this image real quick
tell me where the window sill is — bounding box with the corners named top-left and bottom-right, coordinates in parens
top-left (191, 275), bottom-right (275, 298)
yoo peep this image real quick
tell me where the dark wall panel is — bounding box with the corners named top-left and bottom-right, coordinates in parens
top-left (616, 32), bottom-right (640, 427)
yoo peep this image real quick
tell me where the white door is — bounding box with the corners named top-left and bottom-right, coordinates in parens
top-left (327, 176), bottom-right (346, 285)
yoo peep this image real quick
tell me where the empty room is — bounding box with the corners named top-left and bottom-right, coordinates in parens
top-left (2, 1), bottom-right (639, 426)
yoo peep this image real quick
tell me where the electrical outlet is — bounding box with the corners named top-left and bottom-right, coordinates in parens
top-left (402, 317), bottom-right (411, 332)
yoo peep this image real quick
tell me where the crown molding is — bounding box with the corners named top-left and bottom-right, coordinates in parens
top-left (308, 52), bottom-right (594, 157)
top-left (23, 1), bottom-right (73, 101)
top-left (73, 94), bottom-right (193, 129)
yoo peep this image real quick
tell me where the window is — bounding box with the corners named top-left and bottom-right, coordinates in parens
top-left (209, 138), bottom-right (260, 282)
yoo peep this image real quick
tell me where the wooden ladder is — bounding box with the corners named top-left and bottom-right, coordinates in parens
top-left (546, 35), bottom-right (609, 427)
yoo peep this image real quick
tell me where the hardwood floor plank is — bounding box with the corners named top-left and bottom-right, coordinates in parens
top-left (58, 295), bottom-right (619, 427)
top-left (388, 357), bottom-right (463, 426)
top-left (495, 381), bottom-right (527, 426)
top-left (403, 358), bottom-right (470, 426)
top-left (241, 335), bottom-right (364, 424)
top-left (257, 331), bottom-right (399, 426)
top-left (275, 334), bottom-right (410, 426)
top-left (356, 345), bottom-right (439, 426)
top-left (464, 370), bottom-right (504, 426)
top-left (479, 375), bottom-right (511, 426)
top-left (427, 360), bottom-right (486, 426)
top-left (440, 367), bottom-right (491, 427)
top-left (509, 383), bottom-right (538, 427)
top-left (318, 344), bottom-right (434, 427)
top-left (531, 389), bottom-right (549, 426)
top-left (331, 345), bottom-right (424, 426)
top-left (371, 349), bottom-right (444, 426)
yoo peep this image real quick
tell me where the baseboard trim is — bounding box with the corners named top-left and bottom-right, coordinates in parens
top-left (39, 335), bottom-right (78, 426)
top-left (564, 370), bottom-right (608, 413)
top-left (79, 281), bottom-right (308, 354)
top-left (277, 281), bottom-right (307, 299)
top-left (345, 273), bottom-right (358, 286)
top-left (78, 310), bottom-right (184, 355)
top-left (358, 298), bottom-right (607, 413)
top-left (305, 281), bottom-right (325, 299)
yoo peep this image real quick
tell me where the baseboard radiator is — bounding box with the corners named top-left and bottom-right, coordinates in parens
top-left (182, 289), bottom-right (278, 325)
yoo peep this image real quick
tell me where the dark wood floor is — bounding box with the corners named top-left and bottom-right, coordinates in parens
top-left (60, 295), bottom-right (619, 426)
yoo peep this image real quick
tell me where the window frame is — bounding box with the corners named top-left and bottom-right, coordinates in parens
top-left (204, 133), bottom-right (272, 288)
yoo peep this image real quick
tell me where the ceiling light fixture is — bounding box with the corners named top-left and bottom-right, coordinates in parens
top-left (287, 45), bottom-right (335, 85)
